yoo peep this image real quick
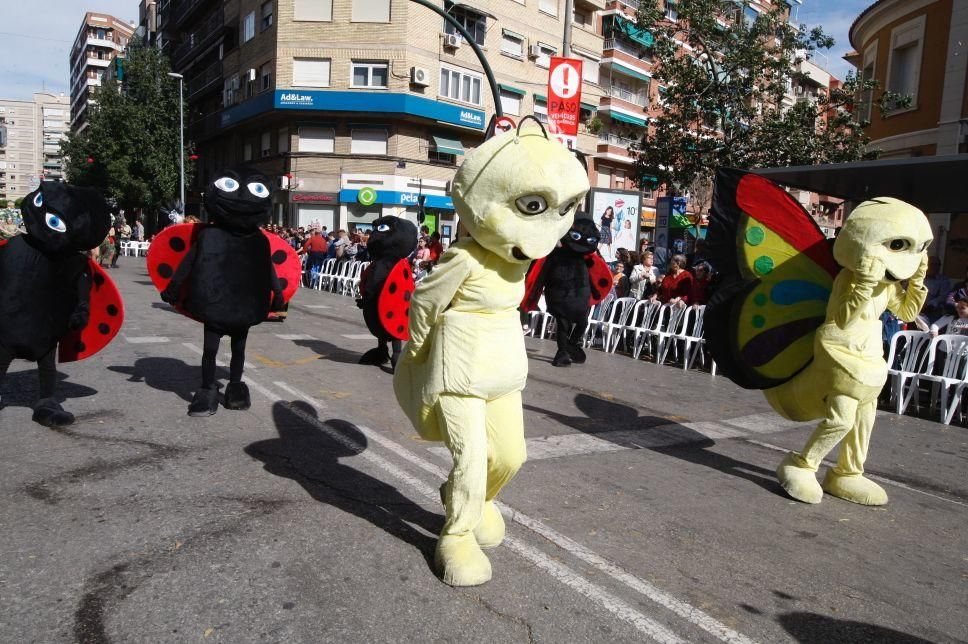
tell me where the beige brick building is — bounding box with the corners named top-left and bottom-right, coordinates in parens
top-left (0, 93), bottom-right (71, 202)
top-left (69, 12), bottom-right (135, 133)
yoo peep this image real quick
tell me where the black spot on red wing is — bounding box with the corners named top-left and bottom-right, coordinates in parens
top-left (75, 341), bottom-right (86, 353)
top-left (272, 250), bottom-right (287, 264)
top-left (158, 263), bottom-right (173, 279)
top-left (388, 282), bottom-right (398, 294)
top-left (598, 278), bottom-right (609, 288)
top-left (404, 291), bottom-right (412, 302)
top-left (279, 278), bottom-right (288, 290)
top-left (169, 236), bottom-right (186, 252)
top-left (98, 323), bottom-right (110, 335)
top-left (386, 311), bottom-right (394, 319)
top-left (405, 307), bottom-right (410, 318)
top-left (93, 273), bottom-right (105, 286)
top-left (106, 304), bottom-right (119, 316)
top-left (591, 289), bottom-right (600, 299)
top-left (397, 325), bottom-right (404, 334)
top-left (585, 258), bottom-right (594, 266)
top-left (403, 268), bottom-right (410, 280)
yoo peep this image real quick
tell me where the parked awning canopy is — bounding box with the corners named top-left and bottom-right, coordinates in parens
top-left (608, 111), bottom-right (647, 127)
top-left (616, 15), bottom-right (654, 48)
top-left (431, 135), bottom-right (464, 156)
top-left (610, 60), bottom-right (651, 82)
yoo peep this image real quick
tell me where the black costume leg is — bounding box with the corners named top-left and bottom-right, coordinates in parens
top-left (552, 318), bottom-right (574, 367)
top-left (0, 345), bottom-right (14, 409)
top-left (189, 326), bottom-right (222, 417)
top-left (359, 339), bottom-right (391, 365)
top-left (32, 348), bottom-right (75, 427)
top-left (224, 330), bottom-right (252, 411)
top-left (567, 318), bottom-right (588, 364)
top-left (390, 339), bottom-right (402, 368)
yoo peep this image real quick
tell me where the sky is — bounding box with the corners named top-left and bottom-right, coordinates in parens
top-left (0, 0), bottom-right (873, 102)
top-left (0, 0), bottom-right (136, 101)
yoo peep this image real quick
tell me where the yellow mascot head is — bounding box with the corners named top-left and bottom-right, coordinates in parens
top-left (452, 127), bottom-right (590, 263)
top-left (833, 197), bottom-right (933, 282)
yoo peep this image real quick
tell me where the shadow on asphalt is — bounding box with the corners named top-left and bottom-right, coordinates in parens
top-left (0, 369), bottom-right (97, 408)
top-left (109, 356), bottom-right (206, 403)
top-left (132, 280), bottom-right (156, 286)
top-left (525, 393), bottom-right (786, 497)
top-left (778, 611), bottom-right (934, 643)
top-left (293, 338), bottom-right (368, 365)
top-left (245, 401), bottom-right (440, 572)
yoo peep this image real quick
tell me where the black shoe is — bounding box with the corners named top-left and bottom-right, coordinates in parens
top-left (566, 344), bottom-right (587, 364)
top-left (223, 382), bottom-right (251, 410)
top-left (32, 398), bottom-right (75, 427)
top-left (551, 349), bottom-right (572, 367)
top-left (188, 385), bottom-right (220, 417)
top-left (359, 346), bottom-right (390, 365)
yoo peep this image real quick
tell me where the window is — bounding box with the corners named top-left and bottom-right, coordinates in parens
top-left (539, 0), bottom-right (558, 17)
top-left (859, 41), bottom-right (877, 122)
top-left (597, 166), bottom-right (612, 189)
top-left (351, 129), bottom-right (388, 155)
top-left (535, 43), bottom-right (557, 69)
top-left (443, 1), bottom-right (486, 46)
top-left (743, 6), bottom-right (758, 27)
top-left (576, 51), bottom-right (600, 84)
top-left (242, 11), bottom-right (255, 42)
top-left (664, 0), bottom-right (678, 21)
top-left (500, 89), bottom-right (521, 116)
top-left (439, 66), bottom-right (482, 106)
top-left (352, 0), bottom-right (390, 22)
top-left (299, 127), bottom-right (334, 153)
top-left (615, 169), bottom-right (626, 190)
top-left (278, 128), bottom-right (289, 154)
top-left (429, 137), bottom-right (458, 165)
top-left (261, 1), bottom-right (273, 30)
top-left (294, 0), bottom-right (332, 21)
top-left (501, 30), bottom-right (524, 58)
top-left (261, 132), bottom-right (271, 158)
top-left (351, 61), bottom-right (388, 88)
top-left (223, 74), bottom-right (240, 107)
top-left (533, 99), bottom-right (548, 123)
top-left (260, 62), bottom-right (272, 91)
top-left (573, 10), bottom-right (589, 28)
top-left (293, 58), bottom-right (330, 87)
top-left (887, 16), bottom-right (925, 109)
top-left (243, 143), bottom-right (253, 161)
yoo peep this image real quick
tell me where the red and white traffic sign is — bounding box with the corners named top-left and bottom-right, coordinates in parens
top-left (494, 115), bottom-right (516, 134)
top-left (547, 57), bottom-right (583, 150)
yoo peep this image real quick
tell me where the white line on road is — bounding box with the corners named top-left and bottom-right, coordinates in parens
top-left (302, 305), bottom-right (332, 309)
top-left (272, 381), bottom-right (327, 410)
top-left (221, 353), bottom-right (258, 370)
top-left (182, 343), bottom-right (278, 401)
top-left (341, 334), bottom-right (376, 340)
top-left (124, 335), bottom-right (170, 344)
top-left (275, 334), bottom-right (316, 341)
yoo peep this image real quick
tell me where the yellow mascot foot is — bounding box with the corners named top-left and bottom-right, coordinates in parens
top-left (822, 471), bottom-right (888, 506)
top-left (776, 453), bottom-right (823, 504)
top-left (474, 501), bottom-right (506, 549)
top-left (435, 534), bottom-right (492, 587)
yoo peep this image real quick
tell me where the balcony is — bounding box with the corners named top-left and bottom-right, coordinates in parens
top-left (603, 38), bottom-right (652, 59)
top-left (172, 8), bottom-right (225, 66)
top-left (187, 60), bottom-right (222, 98)
top-left (603, 85), bottom-right (648, 108)
top-left (598, 132), bottom-right (638, 149)
top-left (609, 0), bottom-right (640, 8)
top-left (174, 0), bottom-right (217, 28)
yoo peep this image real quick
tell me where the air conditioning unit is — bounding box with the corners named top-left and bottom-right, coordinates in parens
top-left (443, 33), bottom-right (462, 49)
top-left (247, 68), bottom-right (256, 81)
top-left (410, 66), bottom-right (430, 87)
top-left (276, 175), bottom-right (290, 190)
top-left (528, 44), bottom-right (544, 58)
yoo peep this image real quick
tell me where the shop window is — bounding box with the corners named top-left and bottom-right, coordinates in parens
top-left (299, 127), bottom-right (334, 153)
top-left (351, 129), bottom-right (388, 155)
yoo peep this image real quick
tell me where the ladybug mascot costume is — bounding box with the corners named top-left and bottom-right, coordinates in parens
top-left (522, 218), bottom-right (611, 367)
top-left (0, 182), bottom-right (123, 426)
top-left (148, 168), bottom-right (300, 416)
top-left (356, 215), bottom-right (418, 369)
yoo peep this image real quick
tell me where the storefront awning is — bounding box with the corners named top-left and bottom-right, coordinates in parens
top-left (431, 135), bottom-right (465, 156)
top-left (608, 111), bottom-right (647, 127)
top-left (617, 15), bottom-right (654, 48)
top-left (610, 61), bottom-right (651, 82)
top-left (498, 83), bottom-right (526, 96)
top-left (752, 154), bottom-right (968, 213)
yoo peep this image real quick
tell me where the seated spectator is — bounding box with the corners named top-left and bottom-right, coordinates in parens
top-left (688, 261), bottom-right (713, 306)
top-left (301, 229), bottom-right (329, 274)
top-left (929, 296), bottom-right (968, 337)
top-left (356, 232), bottom-right (370, 262)
top-left (428, 231), bottom-right (444, 263)
top-left (414, 237), bottom-right (431, 263)
top-left (615, 248), bottom-right (634, 279)
top-left (650, 254), bottom-right (693, 307)
top-left (344, 232), bottom-right (361, 262)
top-left (629, 251), bottom-right (659, 300)
top-left (612, 262), bottom-right (630, 298)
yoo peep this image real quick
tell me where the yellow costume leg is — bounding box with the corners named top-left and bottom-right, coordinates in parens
top-left (477, 391), bottom-right (526, 548)
top-left (777, 393), bottom-right (858, 504)
top-left (822, 397), bottom-right (888, 505)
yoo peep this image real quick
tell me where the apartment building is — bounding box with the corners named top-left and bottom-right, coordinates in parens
top-left (69, 12), bottom-right (135, 133)
top-left (0, 93), bottom-right (71, 202)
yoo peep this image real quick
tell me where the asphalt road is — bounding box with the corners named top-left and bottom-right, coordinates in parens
top-left (0, 258), bottom-right (965, 644)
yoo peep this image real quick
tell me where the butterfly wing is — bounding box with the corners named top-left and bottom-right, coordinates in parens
top-left (706, 169), bottom-right (839, 389)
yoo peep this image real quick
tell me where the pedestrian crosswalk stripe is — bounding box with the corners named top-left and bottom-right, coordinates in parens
top-left (340, 333), bottom-right (375, 340)
top-left (124, 336), bottom-right (170, 344)
top-left (275, 334), bottom-right (316, 340)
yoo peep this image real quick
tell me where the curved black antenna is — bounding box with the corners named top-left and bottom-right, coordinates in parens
top-left (408, 0), bottom-right (502, 119)
top-left (515, 114), bottom-right (549, 139)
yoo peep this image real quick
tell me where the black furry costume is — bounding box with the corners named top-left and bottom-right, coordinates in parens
top-left (357, 216), bottom-right (418, 368)
top-left (0, 183), bottom-right (112, 426)
top-left (523, 218), bottom-right (609, 367)
top-left (155, 168), bottom-right (285, 416)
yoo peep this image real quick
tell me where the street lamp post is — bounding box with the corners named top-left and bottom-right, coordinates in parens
top-left (167, 72), bottom-right (185, 212)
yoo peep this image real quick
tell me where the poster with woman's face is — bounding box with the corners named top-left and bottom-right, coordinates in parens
top-left (590, 190), bottom-right (641, 263)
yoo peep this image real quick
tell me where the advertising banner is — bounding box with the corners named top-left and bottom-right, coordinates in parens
top-left (547, 57), bottom-right (583, 150)
top-left (590, 189), bottom-right (641, 263)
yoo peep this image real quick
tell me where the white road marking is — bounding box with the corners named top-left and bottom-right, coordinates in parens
top-left (182, 343), bottom-right (277, 401)
top-left (744, 438), bottom-right (968, 508)
top-left (221, 353), bottom-right (258, 370)
top-left (341, 333), bottom-right (376, 340)
top-left (275, 333), bottom-right (316, 341)
top-left (124, 335), bottom-right (170, 344)
top-left (272, 381), bottom-right (327, 409)
top-left (303, 304), bottom-right (332, 309)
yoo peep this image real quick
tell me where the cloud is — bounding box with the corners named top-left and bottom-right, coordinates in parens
top-left (0, 0), bottom-right (136, 101)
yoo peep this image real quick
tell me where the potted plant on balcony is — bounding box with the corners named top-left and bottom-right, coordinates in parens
top-left (586, 115), bottom-right (603, 135)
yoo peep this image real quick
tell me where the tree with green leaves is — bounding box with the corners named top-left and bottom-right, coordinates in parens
top-left (630, 0), bottom-right (906, 194)
top-left (61, 45), bottom-right (193, 215)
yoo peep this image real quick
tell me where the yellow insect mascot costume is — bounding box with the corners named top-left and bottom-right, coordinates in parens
top-left (394, 122), bottom-right (589, 586)
top-left (706, 169), bottom-right (932, 506)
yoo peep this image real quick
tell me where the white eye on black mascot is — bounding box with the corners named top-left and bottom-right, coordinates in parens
top-left (147, 168), bottom-right (300, 416)
top-left (0, 182), bottom-right (123, 426)
top-left (356, 215), bottom-right (418, 369)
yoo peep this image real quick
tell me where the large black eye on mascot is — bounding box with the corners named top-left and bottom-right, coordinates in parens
top-left (0, 182), bottom-right (124, 426)
top-left (521, 217), bottom-right (611, 367)
top-left (147, 168), bottom-right (301, 417)
top-left (356, 215), bottom-right (417, 369)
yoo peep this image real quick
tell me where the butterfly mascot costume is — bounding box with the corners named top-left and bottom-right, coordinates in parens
top-left (706, 169), bottom-right (931, 506)
top-left (0, 183), bottom-right (123, 426)
top-left (356, 215), bottom-right (418, 369)
top-left (521, 218), bottom-right (611, 367)
top-left (148, 168), bottom-right (300, 416)
top-left (394, 122), bottom-right (589, 586)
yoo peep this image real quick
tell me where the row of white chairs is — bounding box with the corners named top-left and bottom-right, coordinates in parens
top-left (305, 258), bottom-right (369, 297)
top-left (119, 241), bottom-right (150, 257)
top-left (886, 330), bottom-right (968, 425)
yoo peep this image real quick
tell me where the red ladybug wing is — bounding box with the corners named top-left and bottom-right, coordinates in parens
top-left (59, 261), bottom-right (124, 363)
top-left (520, 257), bottom-right (547, 312)
top-left (586, 252), bottom-right (612, 306)
top-left (0, 239), bottom-right (8, 248)
top-left (263, 230), bottom-right (301, 302)
top-left (377, 258), bottom-right (414, 341)
top-left (146, 223), bottom-right (202, 292)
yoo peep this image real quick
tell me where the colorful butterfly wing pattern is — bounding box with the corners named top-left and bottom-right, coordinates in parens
top-left (706, 170), bottom-right (839, 389)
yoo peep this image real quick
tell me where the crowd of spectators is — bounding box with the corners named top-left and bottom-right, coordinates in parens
top-left (605, 238), bottom-right (717, 309)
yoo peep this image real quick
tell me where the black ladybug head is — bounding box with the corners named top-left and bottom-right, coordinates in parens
top-left (204, 167), bottom-right (272, 232)
top-left (21, 182), bottom-right (111, 253)
top-left (367, 216), bottom-right (418, 261)
top-left (561, 217), bottom-right (600, 254)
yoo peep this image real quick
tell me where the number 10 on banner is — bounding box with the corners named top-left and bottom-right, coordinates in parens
top-left (547, 57), bottom-right (583, 150)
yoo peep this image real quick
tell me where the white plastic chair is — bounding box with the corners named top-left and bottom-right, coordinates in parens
top-left (582, 293), bottom-right (615, 348)
top-left (526, 295), bottom-right (555, 339)
top-left (654, 304), bottom-right (689, 365)
top-left (906, 334), bottom-right (968, 424)
top-left (631, 301), bottom-right (666, 360)
top-left (885, 330), bottom-right (933, 415)
top-left (607, 299), bottom-right (651, 354)
top-left (601, 297), bottom-right (637, 353)
top-left (682, 305), bottom-right (710, 371)
top-left (316, 258), bottom-right (338, 291)
top-left (343, 261), bottom-right (369, 297)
